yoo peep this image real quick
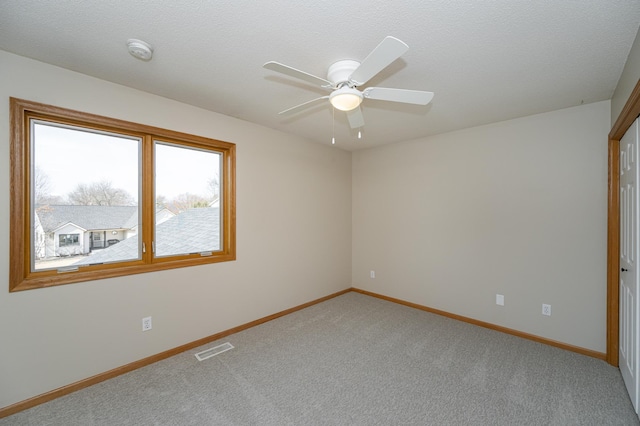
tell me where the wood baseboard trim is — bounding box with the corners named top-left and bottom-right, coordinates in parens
top-left (351, 288), bottom-right (607, 361)
top-left (0, 288), bottom-right (351, 419)
top-left (2, 286), bottom-right (605, 418)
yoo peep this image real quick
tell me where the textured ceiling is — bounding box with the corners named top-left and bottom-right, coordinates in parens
top-left (1, 1), bottom-right (639, 151)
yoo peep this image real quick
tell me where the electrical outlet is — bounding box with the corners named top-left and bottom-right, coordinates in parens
top-left (542, 304), bottom-right (551, 316)
top-left (142, 316), bottom-right (152, 331)
top-left (496, 294), bottom-right (504, 306)
top-left (370, 270), bottom-right (375, 279)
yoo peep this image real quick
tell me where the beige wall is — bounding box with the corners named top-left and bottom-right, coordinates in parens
top-left (612, 26), bottom-right (640, 123)
top-left (352, 100), bottom-right (610, 352)
top-left (0, 51), bottom-right (352, 409)
top-left (0, 43), bottom-right (622, 410)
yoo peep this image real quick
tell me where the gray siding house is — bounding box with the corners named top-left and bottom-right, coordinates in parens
top-left (73, 207), bottom-right (220, 266)
top-left (34, 205), bottom-right (174, 259)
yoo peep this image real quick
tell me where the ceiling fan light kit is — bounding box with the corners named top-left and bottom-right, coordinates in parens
top-left (329, 86), bottom-right (363, 111)
top-left (263, 36), bottom-right (434, 142)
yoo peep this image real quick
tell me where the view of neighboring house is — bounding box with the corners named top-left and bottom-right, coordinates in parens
top-left (34, 205), bottom-right (175, 259)
top-left (73, 207), bottom-right (220, 265)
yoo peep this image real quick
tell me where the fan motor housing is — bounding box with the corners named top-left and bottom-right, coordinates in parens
top-left (327, 60), bottom-right (360, 86)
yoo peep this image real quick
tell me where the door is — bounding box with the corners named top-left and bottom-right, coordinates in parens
top-left (620, 117), bottom-right (639, 413)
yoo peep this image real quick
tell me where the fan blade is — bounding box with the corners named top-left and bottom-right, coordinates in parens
top-left (264, 61), bottom-right (333, 88)
top-left (348, 36), bottom-right (409, 86)
top-left (278, 96), bottom-right (329, 116)
top-left (346, 106), bottom-right (365, 129)
top-left (363, 87), bottom-right (434, 105)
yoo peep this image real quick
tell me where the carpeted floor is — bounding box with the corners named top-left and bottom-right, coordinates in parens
top-left (2, 292), bottom-right (638, 425)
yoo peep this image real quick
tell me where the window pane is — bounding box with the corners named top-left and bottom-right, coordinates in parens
top-left (31, 121), bottom-right (141, 271)
top-left (58, 234), bottom-right (79, 247)
top-left (154, 141), bottom-right (221, 257)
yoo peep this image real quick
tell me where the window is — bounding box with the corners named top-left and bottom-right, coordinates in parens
top-left (10, 98), bottom-right (236, 291)
top-left (59, 234), bottom-right (79, 247)
top-left (154, 142), bottom-right (222, 257)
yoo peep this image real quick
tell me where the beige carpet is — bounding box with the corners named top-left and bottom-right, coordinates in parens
top-left (2, 292), bottom-right (637, 425)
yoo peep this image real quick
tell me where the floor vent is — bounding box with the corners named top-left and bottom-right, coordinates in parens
top-left (195, 342), bottom-right (234, 361)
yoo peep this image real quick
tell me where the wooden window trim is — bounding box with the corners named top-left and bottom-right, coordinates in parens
top-left (9, 98), bottom-right (236, 292)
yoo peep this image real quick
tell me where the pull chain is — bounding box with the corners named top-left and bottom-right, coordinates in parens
top-left (331, 107), bottom-right (336, 145)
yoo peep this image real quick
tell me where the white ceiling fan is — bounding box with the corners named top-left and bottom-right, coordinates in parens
top-left (263, 36), bottom-right (434, 130)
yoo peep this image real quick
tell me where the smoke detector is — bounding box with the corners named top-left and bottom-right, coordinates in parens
top-left (127, 39), bottom-right (153, 61)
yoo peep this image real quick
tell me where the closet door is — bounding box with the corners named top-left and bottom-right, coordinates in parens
top-left (620, 117), bottom-right (640, 413)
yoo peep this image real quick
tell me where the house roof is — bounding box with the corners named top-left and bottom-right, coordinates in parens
top-left (1, 2), bottom-right (638, 151)
top-left (73, 208), bottom-right (220, 266)
top-left (154, 207), bottom-right (221, 257)
top-left (36, 205), bottom-right (138, 233)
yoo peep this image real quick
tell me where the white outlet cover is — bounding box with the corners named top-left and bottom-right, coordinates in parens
top-left (496, 294), bottom-right (504, 306)
top-left (142, 316), bottom-right (152, 331)
top-left (542, 304), bottom-right (551, 316)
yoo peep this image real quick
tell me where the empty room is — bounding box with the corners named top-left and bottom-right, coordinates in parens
top-left (1, 1), bottom-right (640, 424)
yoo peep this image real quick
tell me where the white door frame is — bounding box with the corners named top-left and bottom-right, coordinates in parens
top-left (608, 79), bottom-right (640, 367)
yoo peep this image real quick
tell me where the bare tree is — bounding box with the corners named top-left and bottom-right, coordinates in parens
top-left (34, 166), bottom-right (53, 204)
top-left (207, 173), bottom-right (220, 198)
top-left (34, 167), bottom-right (65, 205)
top-left (165, 192), bottom-right (211, 214)
top-left (38, 195), bottom-right (66, 206)
top-left (67, 181), bottom-right (135, 206)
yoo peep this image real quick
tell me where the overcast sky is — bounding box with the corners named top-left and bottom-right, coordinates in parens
top-left (33, 121), bottom-right (220, 203)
